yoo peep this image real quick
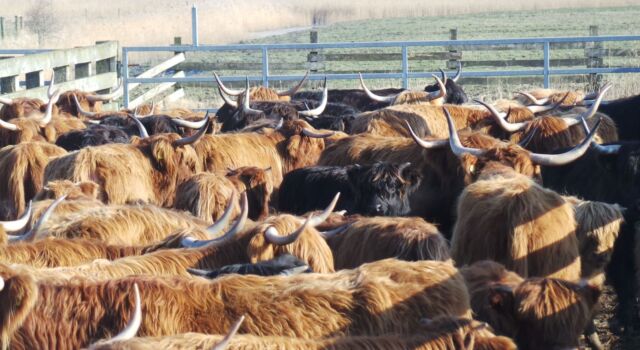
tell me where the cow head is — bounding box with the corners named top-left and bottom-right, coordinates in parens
top-left (57, 81), bottom-right (122, 116)
top-left (347, 162), bottom-right (422, 216)
top-left (359, 74), bottom-right (446, 106)
top-left (489, 278), bottom-right (600, 349)
top-left (0, 91), bottom-right (61, 147)
top-left (34, 180), bottom-right (101, 201)
top-left (425, 63), bottom-right (468, 105)
top-left (0, 97), bottom-right (46, 121)
top-left (273, 119), bottom-right (334, 171)
top-left (226, 166), bottom-right (274, 221)
top-left (0, 263), bottom-right (38, 350)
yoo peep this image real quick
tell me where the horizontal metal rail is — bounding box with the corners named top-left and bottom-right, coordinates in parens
top-left (122, 34), bottom-right (640, 108)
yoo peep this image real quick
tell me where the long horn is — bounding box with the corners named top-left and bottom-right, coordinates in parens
top-left (0, 96), bottom-right (13, 105)
top-left (561, 83), bottom-right (611, 127)
top-left (0, 118), bottom-right (19, 131)
top-left (359, 73), bottom-right (399, 103)
top-left (242, 77), bottom-right (263, 114)
top-left (299, 77), bottom-right (327, 117)
top-left (474, 99), bottom-right (527, 132)
top-left (0, 201), bottom-right (32, 232)
top-left (108, 283), bottom-right (142, 342)
top-left (526, 93), bottom-right (570, 114)
top-left (9, 195), bottom-right (67, 243)
top-left (172, 116), bottom-right (209, 129)
top-left (529, 118), bottom-right (602, 166)
top-left (172, 113), bottom-right (210, 147)
top-left (438, 68), bottom-right (448, 82)
top-left (319, 223), bottom-right (351, 239)
top-left (217, 85), bottom-right (238, 108)
top-left (308, 192), bottom-right (340, 227)
top-left (277, 71), bottom-right (309, 97)
top-left (38, 90), bottom-right (61, 127)
top-left (518, 127), bottom-right (539, 148)
top-left (47, 70), bottom-right (56, 99)
top-left (86, 79), bottom-right (123, 102)
top-left (516, 91), bottom-right (549, 106)
top-left (427, 75), bottom-right (446, 100)
top-left (451, 61), bottom-right (462, 82)
top-left (264, 215), bottom-right (311, 246)
top-left (206, 190), bottom-right (237, 237)
top-left (212, 316), bottom-right (245, 350)
top-left (405, 121), bottom-right (448, 149)
top-left (580, 117), bottom-right (621, 155)
top-left (128, 114), bottom-right (149, 138)
top-left (302, 128), bottom-right (334, 138)
top-left (444, 107), bottom-right (486, 158)
top-left (214, 72), bottom-right (245, 96)
top-left (181, 192), bottom-right (248, 248)
top-left (73, 94), bottom-right (98, 118)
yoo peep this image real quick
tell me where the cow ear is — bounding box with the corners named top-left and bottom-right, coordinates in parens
top-left (78, 181), bottom-right (100, 199)
top-left (400, 166), bottom-right (422, 192)
top-left (488, 285), bottom-right (515, 313)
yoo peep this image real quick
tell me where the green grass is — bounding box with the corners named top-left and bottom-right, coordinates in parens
top-left (147, 6), bottom-right (640, 107)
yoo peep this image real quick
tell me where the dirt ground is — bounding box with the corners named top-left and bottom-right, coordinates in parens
top-left (590, 285), bottom-right (640, 349)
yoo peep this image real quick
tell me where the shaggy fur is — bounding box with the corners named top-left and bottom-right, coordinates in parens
top-left (40, 204), bottom-right (208, 245)
top-left (514, 89), bottom-right (585, 106)
top-left (0, 259), bottom-right (470, 349)
top-left (461, 261), bottom-right (600, 350)
top-left (319, 132), bottom-right (501, 233)
top-left (33, 180), bottom-right (101, 201)
top-left (327, 216), bottom-right (450, 269)
top-left (44, 134), bottom-right (202, 206)
top-left (0, 97), bottom-right (45, 121)
top-left (195, 120), bottom-right (328, 191)
top-left (90, 316), bottom-right (516, 350)
top-left (0, 142), bottom-right (67, 219)
top-left (57, 90), bottom-right (103, 116)
top-left (174, 173), bottom-right (240, 224)
top-left (225, 167), bottom-right (273, 221)
top-left (451, 168), bottom-right (582, 280)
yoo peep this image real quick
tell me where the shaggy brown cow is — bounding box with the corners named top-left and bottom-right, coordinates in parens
top-left (461, 261), bottom-right (601, 350)
top-left (91, 310), bottom-right (516, 350)
top-left (0, 141), bottom-right (67, 219)
top-left (0, 258), bottom-right (470, 349)
top-left (0, 97), bottom-right (47, 121)
top-left (195, 119), bottom-right (333, 191)
top-left (358, 74), bottom-right (447, 106)
top-left (214, 71), bottom-right (308, 105)
top-left (43, 116), bottom-right (208, 206)
top-left (56, 80), bottom-right (123, 116)
top-left (323, 216), bottom-right (450, 269)
top-left (225, 167), bottom-right (273, 221)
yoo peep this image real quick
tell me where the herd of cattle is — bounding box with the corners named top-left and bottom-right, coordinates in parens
top-left (1, 63), bottom-right (640, 349)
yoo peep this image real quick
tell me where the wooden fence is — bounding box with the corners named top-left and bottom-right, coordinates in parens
top-left (0, 41), bottom-right (119, 102)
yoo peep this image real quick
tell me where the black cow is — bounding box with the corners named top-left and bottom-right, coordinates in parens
top-left (294, 88), bottom-right (402, 112)
top-left (99, 114), bottom-right (186, 136)
top-left (218, 101), bottom-right (300, 132)
top-left (55, 124), bottom-right (130, 151)
top-left (542, 142), bottom-right (640, 331)
top-left (186, 254), bottom-right (311, 279)
top-left (596, 94), bottom-right (640, 141)
top-left (424, 64), bottom-right (468, 105)
top-left (278, 162), bottom-right (422, 216)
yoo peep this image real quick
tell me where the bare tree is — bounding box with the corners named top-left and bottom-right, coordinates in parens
top-left (25, 0), bottom-right (60, 47)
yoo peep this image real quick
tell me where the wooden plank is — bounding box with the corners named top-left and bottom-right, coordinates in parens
top-left (0, 41), bottom-right (118, 78)
top-left (129, 71), bottom-right (185, 109)
top-left (0, 72), bottom-right (117, 100)
top-left (129, 53), bottom-right (185, 91)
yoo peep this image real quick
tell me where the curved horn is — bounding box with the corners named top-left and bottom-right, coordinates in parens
top-left (217, 85), bottom-right (238, 108)
top-left (73, 94), bottom-right (98, 118)
top-left (444, 107), bottom-right (486, 158)
top-left (405, 121), bottom-right (448, 149)
top-left (108, 283), bottom-right (142, 342)
top-left (172, 116), bottom-right (209, 129)
top-left (9, 195), bottom-right (67, 243)
top-left (181, 192), bottom-right (248, 248)
top-left (264, 216), bottom-right (311, 246)
top-left (47, 70), bottom-right (56, 99)
top-left (518, 127), bottom-right (539, 148)
top-left (299, 77), bottom-right (327, 117)
top-left (302, 128), bottom-right (334, 138)
top-left (575, 83), bottom-right (611, 119)
top-left (212, 316), bottom-right (245, 350)
top-left (206, 190), bottom-right (237, 238)
top-left (172, 113), bottom-right (210, 147)
top-left (214, 72), bottom-right (245, 96)
top-left (580, 117), bottom-right (621, 155)
top-left (308, 192), bottom-right (340, 227)
top-left (86, 79), bottom-right (123, 102)
top-left (359, 73), bottom-right (399, 103)
top-left (38, 90), bottom-right (61, 127)
top-left (516, 91), bottom-right (549, 106)
top-left (474, 99), bottom-right (528, 132)
top-left (528, 92), bottom-right (571, 115)
top-left (0, 201), bottom-right (32, 232)
top-left (427, 75), bottom-right (446, 100)
top-left (319, 223), bottom-right (351, 239)
top-left (451, 61), bottom-right (462, 82)
top-left (128, 114), bottom-right (149, 138)
top-left (0, 96), bottom-right (13, 105)
top-left (529, 118), bottom-right (602, 166)
top-left (438, 68), bottom-right (448, 82)
top-left (0, 118), bottom-right (19, 131)
top-left (242, 77), bottom-right (263, 114)
top-left (0, 276), bottom-right (3, 292)
top-left (277, 71), bottom-right (309, 97)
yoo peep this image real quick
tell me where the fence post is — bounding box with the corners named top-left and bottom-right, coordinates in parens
top-left (122, 48), bottom-right (130, 108)
top-left (587, 25), bottom-right (603, 91)
top-left (543, 41), bottom-right (550, 88)
top-left (402, 46), bottom-right (409, 89)
top-left (0, 17), bottom-right (4, 40)
top-left (308, 29), bottom-right (320, 88)
top-left (19, 16), bottom-right (22, 30)
top-left (191, 5), bottom-right (199, 47)
top-left (14, 16), bottom-right (18, 36)
top-left (262, 47), bottom-right (269, 87)
top-left (447, 28), bottom-right (459, 70)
